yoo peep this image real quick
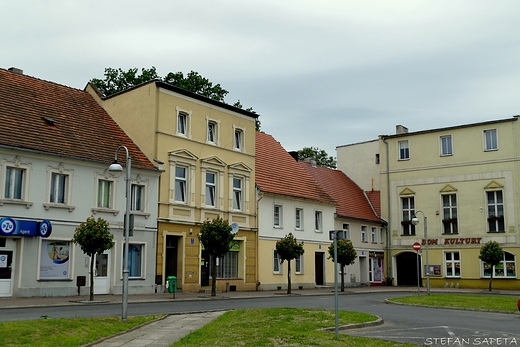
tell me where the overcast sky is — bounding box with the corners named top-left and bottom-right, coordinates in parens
top-left (3, 1), bottom-right (520, 157)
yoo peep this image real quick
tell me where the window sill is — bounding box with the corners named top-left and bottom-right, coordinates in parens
top-left (314, 230), bottom-right (323, 233)
top-left (401, 234), bottom-right (417, 237)
top-left (131, 211), bottom-right (151, 219)
top-left (442, 233), bottom-right (459, 235)
top-left (481, 276), bottom-right (517, 279)
top-left (487, 231), bottom-right (505, 233)
top-left (43, 203), bottom-right (75, 212)
top-left (0, 199), bottom-right (33, 209)
top-left (91, 207), bottom-right (120, 216)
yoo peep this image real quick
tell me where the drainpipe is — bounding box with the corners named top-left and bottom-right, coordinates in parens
top-left (382, 137), bottom-right (393, 286)
top-left (256, 189), bottom-right (264, 291)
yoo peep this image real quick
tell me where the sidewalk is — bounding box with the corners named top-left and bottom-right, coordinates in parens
top-left (2, 286), bottom-right (519, 346)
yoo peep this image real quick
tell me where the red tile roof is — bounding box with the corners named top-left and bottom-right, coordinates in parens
top-left (299, 161), bottom-right (381, 223)
top-left (365, 190), bottom-right (381, 217)
top-left (255, 132), bottom-right (336, 204)
top-left (0, 68), bottom-right (156, 170)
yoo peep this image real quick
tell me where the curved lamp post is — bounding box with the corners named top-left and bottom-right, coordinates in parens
top-left (108, 146), bottom-right (131, 321)
top-left (412, 211), bottom-right (429, 295)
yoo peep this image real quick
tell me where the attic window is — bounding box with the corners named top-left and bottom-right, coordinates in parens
top-left (42, 117), bottom-right (56, 127)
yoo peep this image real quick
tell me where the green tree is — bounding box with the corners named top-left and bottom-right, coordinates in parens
top-left (328, 239), bottom-right (357, 292)
top-left (276, 233), bottom-right (305, 294)
top-left (479, 241), bottom-right (504, 291)
top-left (298, 147), bottom-right (337, 169)
top-left (72, 216), bottom-right (114, 301)
top-left (163, 70), bottom-right (228, 101)
top-left (90, 67), bottom-right (160, 97)
top-left (198, 217), bottom-right (234, 297)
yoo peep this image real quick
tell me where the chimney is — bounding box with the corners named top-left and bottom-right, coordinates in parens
top-left (396, 125), bottom-right (408, 134)
top-left (8, 67), bottom-right (23, 75)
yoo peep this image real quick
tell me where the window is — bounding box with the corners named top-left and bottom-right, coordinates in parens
top-left (487, 190), bottom-right (504, 232)
top-left (50, 173), bottom-right (68, 204)
top-left (442, 194), bottom-right (458, 234)
top-left (131, 184), bottom-right (144, 211)
top-left (401, 197), bottom-right (416, 236)
top-left (398, 140), bottom-right (409, 160)
top-left (361, 225), bottom-right (367, 242)
top-left (234, 128), bottom-right (244, 151)
top-left (4, 167), bottom-right (24, 199)
top-left (97, 180), bottom-right (113, 208)
top-left (178, 112), bottom-right (188, 135)
top-left (128, 244), bottom-right (143, 278)
top-left (175, 166), bottom-right (188, 203)
top-left (295, 254), bottom-right (303, 274)
top-left (375, 154), bottom-right (380, 164)
top-left (295, 208), bottom-right (303, 230)
top-left (217, 251), bottom-right (238, 278)
top-left (440, 135), bottom-right (452, 156)
top-left (205, 172), bottom-right (216, 207)
top-left (274, 205), bottom-right (283, 227)
top-left (232, 177), bottom-right (242, 210)
top-left (273, 250), bottom-right (282, 273)
top-left (371, 227), bottom-right (377, 243)
top-left (483, 251), bottom-right (516, 278)
top-left (380, 227), bottom-right (384, 244)
top-left (342, 223), bottom-right (350, 240)
top-left (484, 129), bottom-right (498, 151)
top-left (207, 121), bottom-right (217, 143)
top-left (445, 251), bottom-right (460, 277)
top-left (314, 211), bottom-right (322, 232)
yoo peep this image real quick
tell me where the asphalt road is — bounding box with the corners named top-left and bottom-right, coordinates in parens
top-left (2, 292), bottom-right (519, 345)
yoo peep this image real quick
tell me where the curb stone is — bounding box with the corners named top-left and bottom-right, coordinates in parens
top-left (317, 316), bottom-right (384, 332)
top-left (384, 299), bottom-right (520, 315)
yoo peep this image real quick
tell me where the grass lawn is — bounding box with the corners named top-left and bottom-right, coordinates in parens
top-left (171, 307), bottom-right (416, 347)
top-left (0, 315), bottom-right (163, 347)
top-left (388, 294), bottom-right (520, 312)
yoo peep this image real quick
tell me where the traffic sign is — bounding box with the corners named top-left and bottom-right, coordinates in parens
top-left (413, 242), bottom-right (421, 251)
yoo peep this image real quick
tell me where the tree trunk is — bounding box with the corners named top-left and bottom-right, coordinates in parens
top-left (211, 254), bottom-right (217, 297)
top-left (489, 266), bottom-right (494, 292)
top-left (340, 265), bottom-right (345, 292)
top-left (287, 260), bottom-right (292, 295)
top-left (90, 254), bottom-right (95, 301)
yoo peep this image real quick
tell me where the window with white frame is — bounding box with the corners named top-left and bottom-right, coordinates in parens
top-left (274, 205), bottom-right (283, 227)
top-left (398, 140), bottom-right (410, 160)
top-left (4, 167), bottom-right (24, 199)
top-left (484, 129), bottom-right (498, 151)
top-left (295, 208), bottom-right (303, 230)
top-left (401, 196), bottom-right (416, 236)
top-left (445, 251), bottom-right (461, 277)
top-left (482, 251), bottom-right (516, 278)
top-left (50, 173), bottom-right (68, 204)
top-left (442, 194), bottom-right (458, 234)
top-left (217, 251), bottom-right (239, 278)
top-left (177, 112), bottom-right (188, 136)
top-left (97, 179), bottom-right (113, 208)
top-left (440, 135), bottom-right (452, 156)
top-left (487, 190), bottom-right (504, 232)
top-left (234, 128), bottom-right (244, 151)
top-left (131, 184), bottom-right (145, 211)
top-left (175, 166), bottom-right (188, 203)
top-left (361, 225), bottom-right (367, 242)
top-left (314, 211), bottom-right (322, 232)
top-left (342, 223), bottom-right (350, 240)
top-left (205, 172), bottom-right (217, 207)
top-left (371, 227), bottom-right (377, 243)
top-left (273, 249), bottom-right (282, 273)
top-left (128, 244), bottom-right (143, 278)
top-left (207, 121), bottom-right (218, 144)
top-left (295, 254), bottom-right (303, 274)
top-left (232, 177), bottom-right (242, 210)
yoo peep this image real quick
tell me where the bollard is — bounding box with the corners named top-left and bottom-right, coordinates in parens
top-left (517, 298), bottom-right (520, 312)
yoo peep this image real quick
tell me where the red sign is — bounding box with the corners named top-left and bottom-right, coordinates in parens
top-left (413, 242), bottom-right (421, 251)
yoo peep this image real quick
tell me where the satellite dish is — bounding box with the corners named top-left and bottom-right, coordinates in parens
top-left (231, 222), bottom-right (239, 234)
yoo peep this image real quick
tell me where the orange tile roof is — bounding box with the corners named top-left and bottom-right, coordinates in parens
top-left (255, 132), bottom-right (336, 204)
top-left (299, 161), bottom-right (382, 223)
top-left (0, 68), bottom-right (156, 170)
top-left (365, 190), bottom-right (381, 217)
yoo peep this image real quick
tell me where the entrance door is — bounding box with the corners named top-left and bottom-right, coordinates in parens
top-left (314, 252), bottom-right (325, 285)
top-left (94, 252), bottom-right (110, 294)
top-left (165, 236), bottom-right (179, 283)
top-left (0, 250), bottom-right (13, 297)
top-left (396, 252), bottom-right (421, 286)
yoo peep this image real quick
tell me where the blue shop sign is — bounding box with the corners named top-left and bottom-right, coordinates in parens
top-left (0, 217), bottom-right (52, 238)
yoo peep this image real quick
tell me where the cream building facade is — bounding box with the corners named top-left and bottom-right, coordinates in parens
top-left (88, 81), bottom-right (258, 292)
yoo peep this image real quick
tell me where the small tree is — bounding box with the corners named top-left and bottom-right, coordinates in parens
top-left (198, 217), bottom-right (234, 297)
top-left (479, 241), bottom-right (504, 291)
top-left (72, 216), bottom-right (114, 301)
top-left (276, 233), bottom-right (305, 294)
top-left (328, 239), bottom-right (357, 292)
top-left (298, 147), bottom-right (337, 169)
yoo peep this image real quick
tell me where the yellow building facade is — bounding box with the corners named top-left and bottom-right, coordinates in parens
top-left (88, 81), bottom-right (258, 292)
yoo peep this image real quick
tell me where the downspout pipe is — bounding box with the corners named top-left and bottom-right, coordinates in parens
top-left (382, 136), bottom-right (393, 286)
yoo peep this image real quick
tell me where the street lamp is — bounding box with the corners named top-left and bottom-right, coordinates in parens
top-left (411, 211), bottom-right (429, 295)
top-left (108, 145), bottom-right (131, 321)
